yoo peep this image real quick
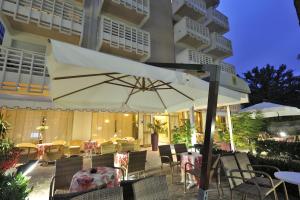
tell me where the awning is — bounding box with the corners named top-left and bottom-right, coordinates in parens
top-left (41, 40), bottom-right (249, 113)
top-left (240, 102), bottom-right (300, 118)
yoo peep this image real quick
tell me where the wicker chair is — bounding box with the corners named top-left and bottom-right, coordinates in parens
top-left (220, 155), bottom-right (280, 200)
top-left (132, 175), bottom-right (169, 200)
top-left (184, 154), bottom-right (221, 194)
top-left (174, 143), bottom-right (188, 162)
top-left (92, 154), bottom-right (125, 180)
top-left (158, 145), bottom-right (180, 183)
top-left (70, 187), bottom-right (123, 200)
top-left (124, 150), bottom-right (147, 179)
top-left (118, 142), bottom-right (136, 152)
top-left (43, 144), bottom-right (65, 163)
top-left (15, 143), bottom-right (38, 164)
top-left (101, 142), bottom-right (117, 154)
top-left (235, 153), bottom-right (288, 199)
top-left (49, 156), bottom-right (83, 200)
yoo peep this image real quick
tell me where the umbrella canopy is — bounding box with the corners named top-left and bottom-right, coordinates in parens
top-left (45, 40), bottom-right (249, 113)
top-left (240, 102), bottom-right (300, 118)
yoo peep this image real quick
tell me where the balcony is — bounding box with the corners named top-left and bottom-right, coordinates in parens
top-left (0, 46), bottom-right (48, 94)
top-left (100, 0), bottom-right (150, 26)
top-left (98, 16), bottom-right (151, 62)
top-left (219, 62), bottom-right (236, 74)
top-left (174, 17), bottom-right (210, 50)
top-left (203, 0), bottom-right (219, 8)
top-left (203, 32), bottom-right (232, 59)
top-left (203, 8), bottom-right (229, 34)
top-left (0, 0), bottom-right (84, 45)
top-left (176, 49), bottom-right (213, 65)
top-left (172, 0), bottom-right (206, 21)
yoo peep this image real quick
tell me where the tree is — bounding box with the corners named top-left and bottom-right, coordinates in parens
top-left (243, 64), bottom-right (300, 108)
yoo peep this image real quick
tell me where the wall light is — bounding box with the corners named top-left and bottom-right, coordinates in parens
top-left (279, 131), bottom-right (287, 137)
top-left (124, 114), bottom-right (129, 117)
top-left (104, 119), bottom-right (110, 123)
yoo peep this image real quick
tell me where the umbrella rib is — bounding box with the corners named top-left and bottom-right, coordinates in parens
top-left (53, 72), bottom-right (119, 80)
top-left (124, 77), bottom-right (141, 105)
top-left (161, 81), bottom-right (194, 101)
top-left (148, 79), bottom-right (167, 109)
top-left (106, 74), bottom-right (136, 88)
top-left (53, 75), bottom-right (130, 101)
top-left (133, 76), bottom-right (142, 87)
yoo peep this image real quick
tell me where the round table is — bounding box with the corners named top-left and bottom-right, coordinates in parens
top-left (180, 152), bottom-right (203, 188)
top-left (36, 143), bottom-right (53, 158)
top-left (83, 140), bottom-right (98, 156)
top-left (69, 167), bottom-right (119, 193)
top-left (274, 171), bottom-right (300, 197)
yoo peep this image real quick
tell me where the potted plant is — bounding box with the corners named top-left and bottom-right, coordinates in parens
top-left (0, 113), bottom-right (10, 139)
top-left (147, 120), bottom-right (167, 151)
top-left (172, 120), bottom-right (193, 147)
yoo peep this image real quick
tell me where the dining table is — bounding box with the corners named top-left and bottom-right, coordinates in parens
top-left (274, 171), bottom-right (300, 198)
top-left (180, 152), bottom-right (203, 189)
top-left (36, 143), bottom-right (53, 158)
top-left (69, 167), bottom-right (119, 193)
top-left (83, 140), bottom-right (98, 156)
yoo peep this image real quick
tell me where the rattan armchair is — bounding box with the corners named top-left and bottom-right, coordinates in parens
top-left (15, 143), bottom-right (38, 164)
top-left (101, 142), bottom-right (117, 154)
top-left (124, 150), bottom-right (147, 179)
top-left (174, 143), bottom-right (188, 162)
top-left (235, 153), bottom-right (288, 199)
top-left (184, 154), bottom-right (221, 194)
top-left (49, 156), bottom-right (83, 200)
top-left (71, 187), bottom-right (124, 200)
top-left (132, 175), bottom-right (169, 200)
top-left (158, 145), bottom-right (180, 183)
top-left (91, 154), bottom-right (125, 180)
top-left (220, 155), bottom-right (280, 200)
top-left (43, 144), bottom-right (65, 164)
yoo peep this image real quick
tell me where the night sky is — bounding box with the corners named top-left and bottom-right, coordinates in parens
top-left (218, 0), bottom-right (300, 76)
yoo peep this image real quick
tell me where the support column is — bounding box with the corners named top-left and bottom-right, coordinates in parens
top-left (189, 106), bottom-right (197, 145)
top-left (198, 68), bottom-right (220, 200)
top-left (137, 113), bottom-right (144, 146)
top-left (226, 105), bottom-right (235, 152)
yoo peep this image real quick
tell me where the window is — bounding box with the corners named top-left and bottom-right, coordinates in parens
top-left (0, 21), bottom-right (5, 45)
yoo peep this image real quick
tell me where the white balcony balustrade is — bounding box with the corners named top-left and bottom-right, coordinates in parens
top-left (203, 0), bottom-right (219, 8)
top-left (100, 0), bottom-right (150, 26)
top-left (219, 62), bottom-right (236, 74)
top-left (174, 17), bottom-right (210, 49)
top-left (0, 46), bottom-right (48, 94)
top-left (172, 0), bottom-right (206, 21)
top-left (98, 16), bottom-right (151, 62)
top-left (203, 32), bottom-right (232, 59)
top-left (176, 49), bottom-right (213, 65)
top-left (203, 8), bottom-right (229, 34)
top-left (0, 0), bottom-right (84, 45)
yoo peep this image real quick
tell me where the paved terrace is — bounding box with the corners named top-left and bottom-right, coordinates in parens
top-left (27, 148), bottom-right (297, 200)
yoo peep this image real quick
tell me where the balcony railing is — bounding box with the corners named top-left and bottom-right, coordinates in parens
top-left (100, 0), bottom-right (150, 26)
top-left (203, 8), bottom-right (229, 34)
top-left (203, 0), bottom-right (219, 8)
top-left (203, 32), bottom-right (232, 59)
top-left (98, 16), bottom-right (151, 62)
top-left (0, 0), bottom-right (84, 44)
top-left (176, 49), bottom-right (213, 65)
top-left (0, 46), bottom-right (48, 93)
top-left (172, 0), bottom-right (206, 21)
top-left (174, 17), bottom-right (210, 49)
top-left (219, 62), bottom-right (236, 74)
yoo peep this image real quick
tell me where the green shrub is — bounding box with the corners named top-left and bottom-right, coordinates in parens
top-left (0, 173), bottom-right (32, 200)
top-left (255, 140), bottom-right (300, 159)
top-left (172, 120), bottom-right (193, 146)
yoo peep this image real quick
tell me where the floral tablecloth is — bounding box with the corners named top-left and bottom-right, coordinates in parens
top-left (180, 152), bottom-right (203, 186)
top-left (84, 141), bottom-right (98, 152)
top-left (115, 152), bottom-right (129, 168)
top-left (36, 143), bottom-right (53, 157)
top-left (69, 167), bottom-right (119, 193)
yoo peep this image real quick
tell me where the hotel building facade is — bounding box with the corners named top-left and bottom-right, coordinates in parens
top-left (0, 0), bottom-right (246, 146)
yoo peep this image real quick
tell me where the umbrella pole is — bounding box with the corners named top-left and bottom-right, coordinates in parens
top-left (227, 105), bottom-right (235, 152)
top-left (198, 68), bottom-right (220, 200)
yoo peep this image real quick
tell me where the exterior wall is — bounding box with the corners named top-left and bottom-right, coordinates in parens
top-left (142, 0), bottom-right (175, 63)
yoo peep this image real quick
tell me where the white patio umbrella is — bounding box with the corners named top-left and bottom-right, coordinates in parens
top-left (240, 102), bottom-right (300, 118)
top-left (45, 40), bottom-right (249, 113)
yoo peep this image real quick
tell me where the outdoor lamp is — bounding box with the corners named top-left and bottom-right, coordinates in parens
top-left (16, 160), bottom-right (39, 176)
top-left (279, 131), bottom-right (287, 137)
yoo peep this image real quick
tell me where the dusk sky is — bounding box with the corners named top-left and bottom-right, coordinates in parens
top-left (218, 0), bottom-right (300, 76)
